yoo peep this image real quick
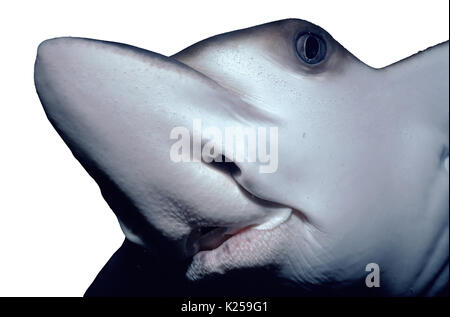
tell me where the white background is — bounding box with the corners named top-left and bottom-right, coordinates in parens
top-left (0, 0), bottom-right (448, 296)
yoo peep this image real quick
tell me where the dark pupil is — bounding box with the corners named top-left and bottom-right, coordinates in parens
top-left (304, 35), bottom-right (319, 59)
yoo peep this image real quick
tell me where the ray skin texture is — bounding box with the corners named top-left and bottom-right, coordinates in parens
top-left (34, 19), bottom-right (449, 296)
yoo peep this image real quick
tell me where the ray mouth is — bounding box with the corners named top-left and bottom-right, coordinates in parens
top-left (183, 155), bottom-right (296, 257)
top-left (185, 225), bottom-right (253, 256)
top-left (184, 207), bottom-right (293, 257)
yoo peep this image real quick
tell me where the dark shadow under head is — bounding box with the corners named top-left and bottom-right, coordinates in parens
top-left (85, 239), bottom-right (449, 297)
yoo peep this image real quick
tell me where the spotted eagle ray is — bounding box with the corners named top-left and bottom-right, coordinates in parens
top-left (34, 19), bottom-right (449, 296)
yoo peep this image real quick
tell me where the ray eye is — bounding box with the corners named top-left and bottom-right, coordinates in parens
top-left (296, 33), bottom-right (327, 65)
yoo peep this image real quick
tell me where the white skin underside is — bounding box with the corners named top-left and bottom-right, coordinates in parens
top-left (34, 19), bottom-right (449, 296)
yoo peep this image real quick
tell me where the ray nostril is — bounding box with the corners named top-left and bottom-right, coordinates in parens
top-left (207, 154), bottom-right (242, 177)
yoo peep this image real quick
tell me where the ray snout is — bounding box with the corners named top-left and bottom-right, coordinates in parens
top-left (34, 37), bottom-right (292, 258)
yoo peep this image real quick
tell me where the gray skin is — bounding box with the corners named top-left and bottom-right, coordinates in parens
top-left (34, 19), bottom-right (449, 296)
